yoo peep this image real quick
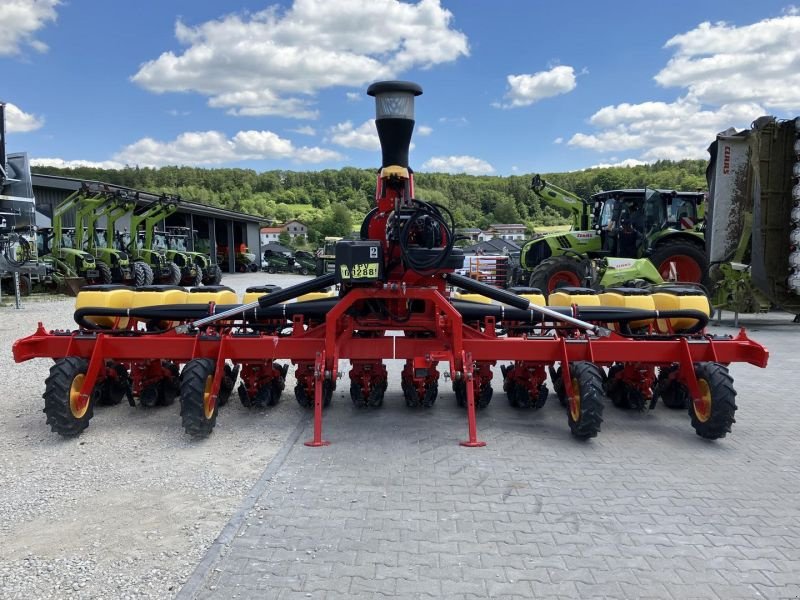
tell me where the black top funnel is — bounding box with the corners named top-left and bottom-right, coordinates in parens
top-left (367, 81), bottom-right (423, 169)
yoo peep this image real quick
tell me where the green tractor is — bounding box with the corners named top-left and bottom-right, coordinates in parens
top-left (165, 226), bottom-right (222, 285)
top-left (75, 188), bottom-right (145, 285)
top-left (522, 176), bottom-right (707, 293)
top-left (43, 188), bottom-right (113, 287)
top-left (124, 195), bottom-right (193, 286)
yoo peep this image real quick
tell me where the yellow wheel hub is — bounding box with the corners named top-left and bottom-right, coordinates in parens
top-left (203, 375), bottom-right (215, 419)
top-left (693, 379), bottom-right (712, 422)
top-left (69, 374), bottom-right (89, 418)
top-left (568, 377), bottom-right (581, 422)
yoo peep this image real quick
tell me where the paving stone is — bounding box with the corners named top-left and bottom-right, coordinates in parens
top-left (182, 346), bottom-right (800, 600)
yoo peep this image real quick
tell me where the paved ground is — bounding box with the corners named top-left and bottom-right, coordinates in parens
top-left (180, 313), bottom-right (800, 600)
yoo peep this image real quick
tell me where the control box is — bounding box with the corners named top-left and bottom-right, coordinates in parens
top-left (334, 240), bottom-right (383, 283)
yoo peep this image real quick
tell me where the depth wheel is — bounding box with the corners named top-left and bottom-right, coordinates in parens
top-left (453, 380), bottom-right (490, 409)
top-left (294, 380), bottom-right (332, 408)
top-left (566, 361), bottom-right (605, 439)
top-left (96, 363), bottom-right (130, 406)
top-left (510, 383), bottom-right (548, 409)
top-left (43, 357), bottom-right (96, 436)
top-left (179, 358), bottom-right (217, 438)
top-left (688, 362), bottom-right (737, 439)
top-left (605, 364), bottom-right (631, 409)
top-left (655, 366), bottom-right (689, 409)
top-left (218, 364), bottom-right (239, 407)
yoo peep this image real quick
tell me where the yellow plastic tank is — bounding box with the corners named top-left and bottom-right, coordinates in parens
top-left (508, 286), bottom-right (546, 307)
top-left (75, 284), bottom-right (135, 328)
top-left (548, 287), bottom-right (601, 307)
top-left (651, 286), bottom-right (711, 332)
top-left (598, 287), bottom-right (655, 329)
top-left (186, 285), bottom-right (237, 306)
top-left (130, 285), bottom-right (188, 328)
top-left (242, 284), bottom-right (283, 304)
top-left (296, 289), bottom-right (337, 303)
top-left (452, 290), bottom-right (492, 304)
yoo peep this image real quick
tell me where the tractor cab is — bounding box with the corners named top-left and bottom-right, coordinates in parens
top-left (165, 226), bottom-right (191, 252)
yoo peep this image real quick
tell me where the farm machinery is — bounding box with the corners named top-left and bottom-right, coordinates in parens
top-left (706, 116), bottom-right (800, 322)
top-left (521, 177), bottom-right (707, 292)
top-left (13, 81), bottom-right (768, 446)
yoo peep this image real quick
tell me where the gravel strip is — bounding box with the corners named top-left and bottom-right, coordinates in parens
top-left (0, 273), bottom-right (307, 600)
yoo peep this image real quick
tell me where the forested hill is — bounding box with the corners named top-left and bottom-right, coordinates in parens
top-left (33, 159), bottom-right (707, 242)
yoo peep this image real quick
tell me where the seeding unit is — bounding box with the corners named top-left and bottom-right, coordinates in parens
top-left (13, 82), bottom-right (768, 446)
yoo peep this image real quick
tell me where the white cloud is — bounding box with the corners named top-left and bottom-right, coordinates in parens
top-left (416, 125), bottom-right (433, 136)
top-left (553, 137), bottom-right (563, 144)
top-left (328, 119), bottom-right (380, 151)
top-left (0, 0), bottom-right (60, 56)
top-left (586, 158), bottom-right (649, 169)
top-left (31, 157), bottom-right (126, 170)
top-left (113, 129), bottom-right (341, 167)
top-left (346, 92), bottom-right (362, 102)
top-left (3, 102), bottom-right (44, 132)
top-left (438, 116), bottom-right (468, 126)
top-left (132, 0), bottom-right (468, 119)
top-left (421, 155), bottom-right (495, 175)
top-left (568, 13), bottom-right (800, 162)
top-left (288, 125), bottom-right (316, 136)
top-left (494, 65), bottom-right (576, 109)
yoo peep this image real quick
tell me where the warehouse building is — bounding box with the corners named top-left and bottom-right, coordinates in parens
top-left (31, 174), bottom-right (266, 272)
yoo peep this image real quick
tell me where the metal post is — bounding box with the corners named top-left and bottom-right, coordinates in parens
top-left (460, 352), bottom-right (486, 448)
top-left (13, 271), bottom-right (21, 309)
top-left (305, 351), bottom-right (330, 447)
top-left (227, 220), bottom-right (235, 274)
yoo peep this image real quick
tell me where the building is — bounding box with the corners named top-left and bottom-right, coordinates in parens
top-left (485, 223), bottom-right (528, 241)
top-left (260, 227), bottom-right (284, 245)
top-left (283, 220), bottom-right (308, 239)
top-left (31, 174), bottom-right (266, 272)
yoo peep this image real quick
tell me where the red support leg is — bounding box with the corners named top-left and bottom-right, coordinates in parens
top-left (460, 352), bottom-right (486, 448)
top-left (305, 351), bottom-right (330, 447)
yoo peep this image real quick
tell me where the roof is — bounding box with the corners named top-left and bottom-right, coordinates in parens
top-left (261, 227), bottom-right (284, 233)
top-left (489, 223), bottom-right (526, 229)
top-left (590, 188), bottom-right (705, 201)
top-left (284, 219), bottom-right (306, 226)
top-left (262, 242), bottom-right (293, 254)
top-left (31, 173), bottom-right (267, 224)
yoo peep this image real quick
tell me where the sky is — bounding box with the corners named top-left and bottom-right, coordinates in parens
top-left (2, 0), bottom-right (799, 176)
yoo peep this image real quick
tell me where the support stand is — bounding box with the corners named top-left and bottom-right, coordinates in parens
top-left (305, 351), bottom-right (330, 447)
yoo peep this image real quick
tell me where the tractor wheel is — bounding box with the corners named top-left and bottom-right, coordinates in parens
top-left (95, 260), bottom-right (113, 285)
top-left (208, 266), bottom-right (222, 285)
top-left (649, 240), bottom-right (709, 286)
top-left (192, 269), bottom-right (202, 288)
top-left (165, 262), bottom-right (181, 286)
top-left (565, 361), bottom-right (605, 439)
top-left (529, 256), bottom-right (584, 295)
top-left (140, 262), bottom-right (154, 286)
top-left (179, 358), bottom-right (218, 438)
top-left (300, 267), bottom-right (309, 276)
top-left (43, 357), bottom-right (97, 436)
top-left (267, 266), bottom-right (276, 274)
top-left (96, 363), bottom-right (130, 406)
top-left (133, 261), bottom-right (149, 287)
top-left (294, 380), bottom-right (333, 408)
top-left (688, 362), bottom-right (737, 439)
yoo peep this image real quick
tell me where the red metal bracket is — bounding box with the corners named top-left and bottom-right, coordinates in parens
top-left (460, 351), bottom-right (486, 448)
top-left (305, 351), bottom-right (330, 447)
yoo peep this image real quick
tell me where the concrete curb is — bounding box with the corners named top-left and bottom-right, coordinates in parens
top-left (176, 415), bottom-right (308, 600)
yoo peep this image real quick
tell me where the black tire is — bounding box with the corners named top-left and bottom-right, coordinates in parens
top-left (179, 358), bottom-right (218, 437)
top-left (96, 363), bottom-right (130, 406)
top-left (529, 256), bottom-right (584, 296)
top-left (404, 380), bottom-right (437, 408)
top-left (565, 361), bottom-right (605, 439)
top-left (605, 363), bottom-right (646, 410)
top-left (351, 380), bottom-right (387, 408)
top-left (453, 379), bottom-right (491, 410)
top-left (267, 266), bottom-right (276, 274)
top-left (649, 239), bottom-right (709, 287)
top-left (551, 365), bottom-right (567, 407)
top-left (165, 262), bottom-right (181, 286)
top-left (95, 260), bottom-right (113, 284)
top-left (208, 265), bottom-right (222, 285)
top-left (140, 262), bottom-right (154, 286)
top-left (509, 382), bottom-right (548, 409)
top-left (192, 268), bottom-right (202, 288)
top-left (654, 366), bottom-right (689, 409)
top-left (158, 361), bottom-right (181, 406)
top-left (133, 261), bottom-right (149, 287)
top-left (218, 364), bottom-right (239, 407)
top-left (688, 362), bottom-right (737, 439)
top-left (294, 380), bottom-right (333, 408)
top-left (300, 267), bottom-right (309, 276)
top-left (43, 357), bottom-right (96, 436)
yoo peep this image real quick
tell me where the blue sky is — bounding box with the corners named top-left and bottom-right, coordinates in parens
top-left (2, 0), bottom-right (799, 175)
